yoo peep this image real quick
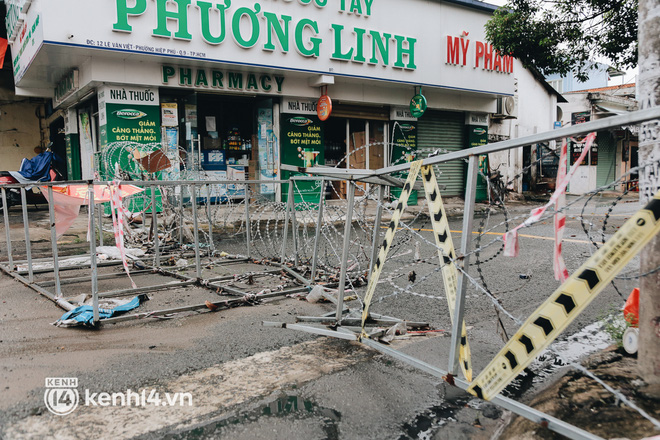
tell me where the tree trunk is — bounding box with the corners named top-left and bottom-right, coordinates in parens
top-left (637, 0), bottom-right (660, 389)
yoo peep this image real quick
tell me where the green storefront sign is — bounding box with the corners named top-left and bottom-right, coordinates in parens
top-left (467, 125), bottom-right (488, 203)
top-left (391, 122), bottom-right (418, 205)
top-left (98, 85), bottom-right (162, 213)
top-left (104, 104), bottom-right (160, 145)
top-left (65, 133), bottom-right (81, 181)
top-left (281, 114), bottom-right (324, 205)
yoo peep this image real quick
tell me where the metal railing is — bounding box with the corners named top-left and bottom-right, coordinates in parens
top-left (1, 105), bottom-right (658, 440)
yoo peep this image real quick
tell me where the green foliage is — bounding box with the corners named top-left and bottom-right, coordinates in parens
top-left (601, 310), bottom-right (634, 347)
top-left (485, 0), bottom-right (638, 81)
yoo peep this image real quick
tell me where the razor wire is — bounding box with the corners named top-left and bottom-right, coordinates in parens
top-left (358, 188), bottom-right (657, 430)
top-left (341, 157), bottom-right (658, 428)
top-left (95, 137), bottom-right (430, 278)
top-left (95, 137), bottom-right (658, 321)
top-left (36, 132), bottom-right (658, 433)
top-left (95, 138), bottom-right (660, 296)
top-left (8, 134), bottom-right (659, 431)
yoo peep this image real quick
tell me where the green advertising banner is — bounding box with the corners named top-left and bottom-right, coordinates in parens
top-left (65, 133), bottom-right (81, 181)
top-left (102, 103), bottom-right (161, 178)
top-left (467, 125), bottom-right (489, 203)
top-left (98, 85), bottom-right (162, 213)
top-left (280, 114), bottom-right (325, 205)
top-left (391, 122), bottom-right (418, 205)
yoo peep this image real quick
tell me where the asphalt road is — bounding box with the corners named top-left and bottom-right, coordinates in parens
top-left (0, 193), bottom-right (644, 439)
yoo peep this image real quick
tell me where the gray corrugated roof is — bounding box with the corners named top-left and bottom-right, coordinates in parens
top-left (441, 0), bottom-right (500, 13)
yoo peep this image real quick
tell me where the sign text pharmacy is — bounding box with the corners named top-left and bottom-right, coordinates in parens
top-left (162, 65), bottom-right (285, 92)
top-left (113, 0), bottom-right (417, 70)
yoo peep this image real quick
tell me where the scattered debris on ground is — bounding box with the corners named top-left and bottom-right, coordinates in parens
top-left (500, 346), bottom-right (660, 440)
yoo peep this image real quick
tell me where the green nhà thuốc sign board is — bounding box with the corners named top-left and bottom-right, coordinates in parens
top-left (98, 85), bottom-right (163, 213)
top-left (391, 122), bottom-right (418, 206)
top-left (103, 103), bottom-right (160, 146)
top-left (281, 114), bottom-right (325, 205)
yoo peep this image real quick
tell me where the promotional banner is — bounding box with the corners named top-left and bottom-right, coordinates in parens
top-left (257, 105), bottom-right (277, 196)
top-left (161, 102), bottom-right (178, 127)
top-left (281, 114), bottom-right (324, 204)
top-left (391, 121), bottom-right (418, 205)
top-left (78, 110), bottom-right (95, 180)
top-left (98, 85), bottom-right (162, 213)
top-left (467, 124), bottom-right (488, 203)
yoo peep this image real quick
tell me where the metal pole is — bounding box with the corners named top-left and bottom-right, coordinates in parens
top-left (1, 266), bottom-right (76, 311)
top-left (191, 184), bottom-right (202, 279)
top-left (98, 280), bottom-right (196, 299)
top-left (360, 338), bottom-right (604, 440)
top-left (38, 269), bottom-right (153, 287)
top-left (47, 186), bottom-right (62, 298)
top-left (290, 182), bottom-right (299, 266)
top-left (20, 187), bottom-right (33, 283)
top-left (263, 322), bottom-right (359, 341)
top-left (151, 186), bottom-right (160, 267)
top-left (89, 182), bottom-right (99, 325)
top-left (178, 184), bottom-right (184, 246)
top-left (207, 183), bottom-right (214, 253)
top-left (102, 288), bottom-right (293, 324)
top-left (97, 204), bottom-right (103, 247)
top-left (335, 181), bottom-right (356, 322)
top-left (310, 179), bottom-right (326, 280)
top-left (244, 182), bottom-right (251, 259)
top-left (368, 184), bottom-right (385, 275)
top-left (280, 181), bottom-right (294, 263)
top-left (448, 155), bottom-right (479, 376)
top-left (2, 188), bottom-right (13, 269)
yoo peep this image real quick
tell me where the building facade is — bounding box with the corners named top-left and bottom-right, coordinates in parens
top-left (488, 68), bottom-right (565, 194)
top-left (7, 0), bottom-right (559, 201)
top-left (559, 84), bottom-right (638, 194)
top-left (545, 63), bottom-right (620, 94)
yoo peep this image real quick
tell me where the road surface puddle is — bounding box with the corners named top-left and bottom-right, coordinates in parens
top-left (165, 393), bottom-right (341, 439)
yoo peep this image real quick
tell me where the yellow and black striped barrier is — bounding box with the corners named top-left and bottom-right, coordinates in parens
top-left (468, 191), bottom-right (660, 400)
top-left (420, 165), bottom-right (473, 382)
top-left (360, 162), bottom-right (473, 382)
top-left (361, 160), bottom-right (423, 337)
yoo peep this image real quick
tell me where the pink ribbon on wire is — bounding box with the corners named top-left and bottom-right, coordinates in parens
top-left (503, 132), bottom-right (597, 271)
top-left (553, 138), bottom-right (570, 282)
top-left (109, 180), bottom-right (137, 289)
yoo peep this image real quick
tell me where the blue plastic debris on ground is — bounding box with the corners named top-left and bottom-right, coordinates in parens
top-left (54, 294), bottom-right (148, 327)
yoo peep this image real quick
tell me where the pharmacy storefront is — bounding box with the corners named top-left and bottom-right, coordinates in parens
top-left (8, 0), bottom-right (516, 200)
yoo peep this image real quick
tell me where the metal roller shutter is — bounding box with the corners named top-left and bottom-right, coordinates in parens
top-left (596, 131), bottom-right (616, 188)
top-left (417, 110), bottom-right (467, 197)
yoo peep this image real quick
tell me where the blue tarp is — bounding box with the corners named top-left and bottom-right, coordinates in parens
top-left (17, 151), bottom-right (59, 182)
top-left (55, 294), bottom-right (148, 327)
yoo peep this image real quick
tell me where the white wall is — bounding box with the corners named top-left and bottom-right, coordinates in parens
top-left (488, 60), bottom-right (558, 192)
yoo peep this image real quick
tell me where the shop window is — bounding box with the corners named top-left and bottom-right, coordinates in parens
top-left (324, 118), bottom-right (347, 167)
top-left (348, 119), bottom-right (366, 169)
top-left (197, 94), bottom-right (254, 167)
top-left (323, 116), bottom-right (387, 197)
top-left (368, 120), bottom-right (385, 170)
